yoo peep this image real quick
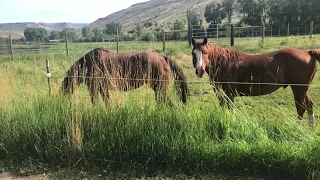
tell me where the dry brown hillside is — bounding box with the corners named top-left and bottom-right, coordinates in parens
top-left (0, 22), bottom-right (87, 38)
top-left (87, 0), bottom-right (218, 32)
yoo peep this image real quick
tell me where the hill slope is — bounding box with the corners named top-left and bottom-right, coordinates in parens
top-left (0, 22), bottom-right (87, 38)
top-left (87, 0), bottom-right (218, 33)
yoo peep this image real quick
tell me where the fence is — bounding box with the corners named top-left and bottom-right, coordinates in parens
top-left (190, 21), bottom-right (318, 46)
top-left (0, 35), bottom-right (59, 58)
top-left (0, 22), bottom-right (319, 58)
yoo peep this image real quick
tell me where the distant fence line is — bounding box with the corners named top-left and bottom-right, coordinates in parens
top-left (0, 21), bottom-right (319, 57)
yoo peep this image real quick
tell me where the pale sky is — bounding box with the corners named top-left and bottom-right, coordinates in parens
top-left (0, 0), bottom-right (148, 23)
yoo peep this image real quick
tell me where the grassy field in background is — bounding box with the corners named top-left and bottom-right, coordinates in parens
top-left (1, 36), bottom-right (320, 179)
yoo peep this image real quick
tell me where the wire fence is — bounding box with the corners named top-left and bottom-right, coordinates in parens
top-left (51, 72), bottom-right (320, 124)
top-left (191, 22), bottom-right (319, 45)
top-left (0, 22), bottom-right (319, 58)
top-left (61, 75), bottom-right (320, 88)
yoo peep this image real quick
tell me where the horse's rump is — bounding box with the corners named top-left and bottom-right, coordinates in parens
top-left (309, 49), bottom-right (320, 60)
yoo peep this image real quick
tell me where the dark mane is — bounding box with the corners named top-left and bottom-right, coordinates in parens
top-left (205, 43), bottom-right (246, 64)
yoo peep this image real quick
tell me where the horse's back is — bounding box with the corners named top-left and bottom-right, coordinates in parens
top-left (231, 47), bottom-right (317, 95)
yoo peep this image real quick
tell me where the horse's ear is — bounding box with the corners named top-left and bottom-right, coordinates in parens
top-left (192, 37), bottom-right (196, 47)
top-left (203, 37), bottom-right (208, 45)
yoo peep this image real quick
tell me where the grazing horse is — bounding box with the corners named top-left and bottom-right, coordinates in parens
top-left (60, 48), bottom-right (188, 106)
top-left (191, 37), bottom-right (320, 125)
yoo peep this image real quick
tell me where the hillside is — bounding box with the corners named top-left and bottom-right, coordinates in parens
top-left (0, 22), bottom-right (87, 38)
top-left (87, 0), bottom-right (218, 33)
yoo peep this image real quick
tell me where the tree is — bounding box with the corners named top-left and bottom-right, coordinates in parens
top-left (60, 28), bottom-right (78, 41)
top-left (141, 32), bottom-right (155, 41)
top-left (0, 37), bottom-right (8, 45)
top-left (237, 0), bottom-right (269, 26)
top-left (222, 0), bottom-right (236, 23)
top-left (93, 28), bottom-right (104, 41)
top-left (173, 18), bottom-right (186, 39)
top-left (49, 30), bottom-right (60, 40)
top-left (82, 27), bottom-right (92, 38)
top-left (187, 7), bottom-right (199, 25)
top-left (204, 2), bottom-right (227, 24)
top-left (311, 0), bottom-right (320, 23)
top-left (143, 22), bottom-right (153, 28)
top-left (174, 18), bottom-right (186, 30)
top-left (136, 25), bottom-right (143, 37)
top-left (105, 22), bottom-right (122, 35)
top-left (24, 28), bottom-right (48, 41)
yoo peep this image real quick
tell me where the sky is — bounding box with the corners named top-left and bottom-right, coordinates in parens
top-left (0, 0), bottom-right (148, 23)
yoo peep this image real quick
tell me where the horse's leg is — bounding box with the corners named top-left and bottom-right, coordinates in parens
top-left (162, 90), bottom-right (174, 107)
top-left (226, 94), bottom-right (235, 110)
top-left (291, 86), bottom-right (307, 124)
top-left (153, 82), bottom-right (162, 103)
top-left (86, 79), bottom-right (97, 105)
top-left (88, 81), bottom-right (99, 105)
top-left (153, 82), bottom-right (173, 107)
top-left (212, 84), bottom-right (226, 107)
top-left (100, 85), bottom-right (110, 106)
top-left (304, 91), bottom-right (315, 126)
top-left (221, 85), bottom-right (235, 109)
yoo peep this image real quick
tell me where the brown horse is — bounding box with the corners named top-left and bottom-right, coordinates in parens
top-left (192, 37), bottom-right (320, 125)
top-left (60, 48), bottom-right (188, 106)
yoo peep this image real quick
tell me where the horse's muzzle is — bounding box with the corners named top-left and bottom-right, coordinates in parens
top-left (195, 68), bottom-right (205, 78)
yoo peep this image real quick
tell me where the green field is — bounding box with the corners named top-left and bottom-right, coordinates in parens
top-left (1, 36), bottom-right (320, 179)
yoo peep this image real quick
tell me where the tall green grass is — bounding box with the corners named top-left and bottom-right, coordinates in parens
top-left (1, 93), bottom-right (320, 178)
top-left (1, 36), bottom-right (320, 178)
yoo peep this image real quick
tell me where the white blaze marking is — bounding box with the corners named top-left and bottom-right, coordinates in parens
top-left (193, 49), bottom-right (203, 71)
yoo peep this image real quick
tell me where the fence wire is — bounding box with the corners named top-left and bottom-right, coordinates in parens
top-left (62, 75), bottom-right (320, 88)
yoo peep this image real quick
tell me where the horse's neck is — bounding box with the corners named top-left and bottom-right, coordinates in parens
top-left (208, 44), bottom-right (244, 64)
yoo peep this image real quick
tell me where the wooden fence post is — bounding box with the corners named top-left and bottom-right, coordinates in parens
top-left (230, 24), bottom-right (234, 46)
top-left (9, 35), bottom-right (13, 60)
top-left (46, 59), bottom-right (51, 95)
top-left (261, 17), bottom-right (265, 45)
top-left (310, 21), bottom-right (314, 41)
top-left (216, 24), bottom-right (219, 44)
top-left (116, 28), bottom-right (119, 53)
top-left (287, 23), bottom-right (290, 37)
top-left (188, 22), bottom-right (192, 46)
top-left (162, 29), bottom-right (166, 52)
top-left (65, 32), bottom-right (69, 56)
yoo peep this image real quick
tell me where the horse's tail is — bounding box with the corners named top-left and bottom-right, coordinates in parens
top-left (309, 49), bottom-right (320, 62)
top-left (163, 56), bottom-right (189, 104)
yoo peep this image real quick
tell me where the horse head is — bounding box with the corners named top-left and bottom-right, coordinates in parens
top-left (60, 57), bottom-right (87, 95)
top-left (191, 37), bottom-right (209, 78)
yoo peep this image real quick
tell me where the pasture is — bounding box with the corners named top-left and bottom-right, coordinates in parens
top-left (1, 36), bottom-right (320, 179)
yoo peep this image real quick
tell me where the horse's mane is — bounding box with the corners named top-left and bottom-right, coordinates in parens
top-left (60, 48), bottom-right (112, 94)
top-left (205, 43), bottom-right (246, 65)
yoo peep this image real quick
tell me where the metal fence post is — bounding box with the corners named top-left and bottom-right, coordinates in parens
top-left (46, 59), bottom-right (51, 95)
top-left (9, 35), bottom-right (14, 60)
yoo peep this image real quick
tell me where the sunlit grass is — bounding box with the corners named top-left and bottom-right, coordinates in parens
top-left (1, 35), bottom-right (320, 178)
